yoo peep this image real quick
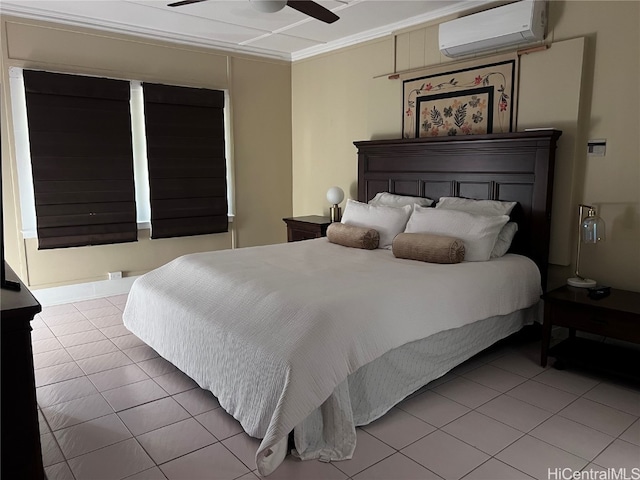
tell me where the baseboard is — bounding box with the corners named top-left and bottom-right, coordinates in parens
top-left (32, 275), bottom-right (140, 307)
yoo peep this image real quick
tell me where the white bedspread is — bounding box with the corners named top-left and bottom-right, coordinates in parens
top-left (123, 238), bottom-right (541, 475)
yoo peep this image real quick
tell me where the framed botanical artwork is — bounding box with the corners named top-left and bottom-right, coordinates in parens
top-left (403, 55), bottom-right (517, 138)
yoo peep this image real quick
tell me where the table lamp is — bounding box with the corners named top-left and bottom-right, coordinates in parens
top-left (567, 204), bottom-right (605, 288)
top-left (326, 187), bottom-right (345, 222)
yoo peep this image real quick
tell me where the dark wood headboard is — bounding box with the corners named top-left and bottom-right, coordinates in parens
top-left (354, 130), bottom-right (562, 290)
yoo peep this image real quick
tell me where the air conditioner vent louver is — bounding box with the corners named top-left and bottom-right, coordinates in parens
top-left (439, 0), bottom-right (546, 58)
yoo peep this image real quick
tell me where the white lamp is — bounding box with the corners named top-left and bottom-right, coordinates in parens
top-left (326, 187), bottom-right (345, 222)
top-left (250, 0), bottom-right (287, 13)
top-left (567, 204), bottom-right (605, 288)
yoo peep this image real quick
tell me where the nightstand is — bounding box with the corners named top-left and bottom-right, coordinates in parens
top-left (283, 216), bottom-right (332, 242)
top-left (541, 285), bottom-right (640, 382)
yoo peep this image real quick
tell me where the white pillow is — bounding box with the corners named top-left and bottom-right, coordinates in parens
top-left (341, 199), bottom-right (412, 249)
top-left (435, 197), bottom-right (517, 216)
top-left (405, 205), bottom-right (509, 261)
top-left (369, 192), bottom-right (434, 208)
top-left (491, 222), bottom-right (518, 258)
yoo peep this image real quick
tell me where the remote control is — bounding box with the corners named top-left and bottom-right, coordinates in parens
top-left (588, 285), bottom-right (610, 300)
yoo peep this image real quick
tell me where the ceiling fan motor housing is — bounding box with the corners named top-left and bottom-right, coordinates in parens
top-left (250, 0), bottom-right (287, 13)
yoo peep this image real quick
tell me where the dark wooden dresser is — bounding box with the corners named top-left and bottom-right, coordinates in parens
top-left (1, 262), bottom-right (44, 479)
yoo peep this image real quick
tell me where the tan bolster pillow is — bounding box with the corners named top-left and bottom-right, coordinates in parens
top-left (392, 233), bottom-right (465, 264)
top-left (327, 223), bottom-right (379, 250)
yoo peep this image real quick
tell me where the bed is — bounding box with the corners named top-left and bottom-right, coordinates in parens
top-left (123, 130), bottom-right (562, 476)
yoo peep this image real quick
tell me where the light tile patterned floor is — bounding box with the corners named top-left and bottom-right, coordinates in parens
top-left (34, 294), bottom-right (640, 480)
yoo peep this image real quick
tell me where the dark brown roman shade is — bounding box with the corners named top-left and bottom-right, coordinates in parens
top-left (142, 83), bottom-right (228, 239)
top-left (23, 70), bottom-right (137, 249)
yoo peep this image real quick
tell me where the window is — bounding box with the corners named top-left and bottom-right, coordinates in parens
top-left (143, 83), bottom-right (228, 239)
top-left (10, 68), bottom-right (233, 248)
top-left (23, 70), bottom-right (137, 249)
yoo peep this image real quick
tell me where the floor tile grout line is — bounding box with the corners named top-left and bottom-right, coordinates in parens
top-left (550, 388), bottom-right (639, 438)
top-left (123, 435), bottom-right (163, 473)
top-left (43, 417), bottom-right (75, 471)
top-left (460, 454), bottom-right (533, 480)
top-left (218, 434), bottom-right (258, 473)
top-left (332, 429), bottom-right (397, 478)
top-left (97, 381), bottom-right (170, 413)
top-left (500, 389), bottom-right (576, 415)
top-left (56, 416), bottom-right (135, 463)
top-left (45, 460), bottom-right (79, 480)
top-left (36, 356), bottom-right (142, 389)
top-left (149, 437), bottom-right (221, 468)
top-left (570, 386), bottom-right (640, 420)
top-left (618, 418), bottom-right (640, 443)
top-left (34, 362), bottom-right (86, 390)
top-left (514, 431), bottom-right (611, 466)
top-left (341, 441), bottom-right (437, 480)
top-left (395, 450), bottom-right (446, 480)
top-left (529, 372), bottom-right (604, 397)
top-left (37, 386), bottom-right (101, 410)
top-left (44, 407), bottom-right (116, 435)
top-left (536, 429), bottom-right (617, 467)
top-left (121, 465), bottom-right (165, 480)
top-left (471, 401), bottom-right (550, 434)
top-left (64, 339), bottom-right (124, 363)
top-left (118, 405), bottom-right (196, 438)
top-left (436, 415), bottom-right (527, 457)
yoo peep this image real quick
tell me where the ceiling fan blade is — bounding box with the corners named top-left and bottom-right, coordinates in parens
top-left (167, 0), bottom-right (208, 7)
top-left (287, 1), bottom-right (339, 24)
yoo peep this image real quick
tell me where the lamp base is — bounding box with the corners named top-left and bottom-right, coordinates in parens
top-left (567, 277), bottom-right (597, 288)
top-left (329, 205), bottom-right (342, 223)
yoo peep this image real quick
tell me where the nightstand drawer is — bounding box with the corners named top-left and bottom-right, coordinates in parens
top-left (550, 303), bottom-right (640, 340)
top-left (283, 216), bottom-right (331, 243)
top-left (289, 228), bottom-right (323, 242)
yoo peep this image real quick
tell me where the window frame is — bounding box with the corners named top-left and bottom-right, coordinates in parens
top-left (9, 67), bottom-right (235, 243)
top-left (142, 82), bottom-right (228, 239)
top-left (23, 69), bottom-right (137, 249)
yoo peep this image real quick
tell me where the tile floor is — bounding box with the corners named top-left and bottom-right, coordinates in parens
top-left (34, 295), bottom-right (640, 480)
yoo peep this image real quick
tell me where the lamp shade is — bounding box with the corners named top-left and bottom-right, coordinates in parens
top-left (326, 187), bottom-right (345, 205)
top-left (250, 0), bottom-right (287, 13)
top-left (582, 209), bottom-right (605, 243)
top-left (567, 204), bottom-right (605, 288)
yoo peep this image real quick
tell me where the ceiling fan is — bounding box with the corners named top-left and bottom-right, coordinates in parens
top-left (167, 0), bottom-right (340, 24)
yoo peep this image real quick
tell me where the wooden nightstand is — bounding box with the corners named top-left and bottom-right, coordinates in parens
top-left (541, 285), bottom-right (640, 382)
top-left (283, 216), bottom-right (332, 242)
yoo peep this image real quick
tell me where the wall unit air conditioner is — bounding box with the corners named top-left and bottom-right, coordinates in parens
top-left (439, 0), bottom-right (546, 58)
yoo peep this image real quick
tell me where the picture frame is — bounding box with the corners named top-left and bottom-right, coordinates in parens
top-left (403, 55), bottom-right (518, 138)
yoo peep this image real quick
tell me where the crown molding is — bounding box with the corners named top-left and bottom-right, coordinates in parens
top-left (290, 0), bottom-right (496, 61)
top-left (0, 4), bottom-right (292, 61)
top-left (1, 0), bottom-right (495, 63)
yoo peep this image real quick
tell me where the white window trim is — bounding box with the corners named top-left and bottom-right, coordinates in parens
top-left (9, 66), bottom-right (38, 238)
top-left (9, 67), bottom-right (234, 239)
top-left (129, 81), bottom-right (152, 228)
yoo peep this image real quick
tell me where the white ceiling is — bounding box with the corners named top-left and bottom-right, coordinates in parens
top-left (0, 0), bottom-right (495, 61)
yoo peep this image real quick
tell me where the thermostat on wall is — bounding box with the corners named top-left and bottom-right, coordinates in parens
top-left (587, 139), bottom-right (606, 157)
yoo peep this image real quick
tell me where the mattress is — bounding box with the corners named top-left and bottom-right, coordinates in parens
top-left (123, 238), bottom-right (541, 475)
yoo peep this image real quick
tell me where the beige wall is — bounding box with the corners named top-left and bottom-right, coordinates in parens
top-left (3, 1), bottom-right (638, 291)
top-left (292, 1), bottom-right (640, 292)
top-left (292, 38), bottom-right (395, 214)
top-left (1, 16), bottom-right (292, 288)
top-left (230, 56), bottom-right (292, 248)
